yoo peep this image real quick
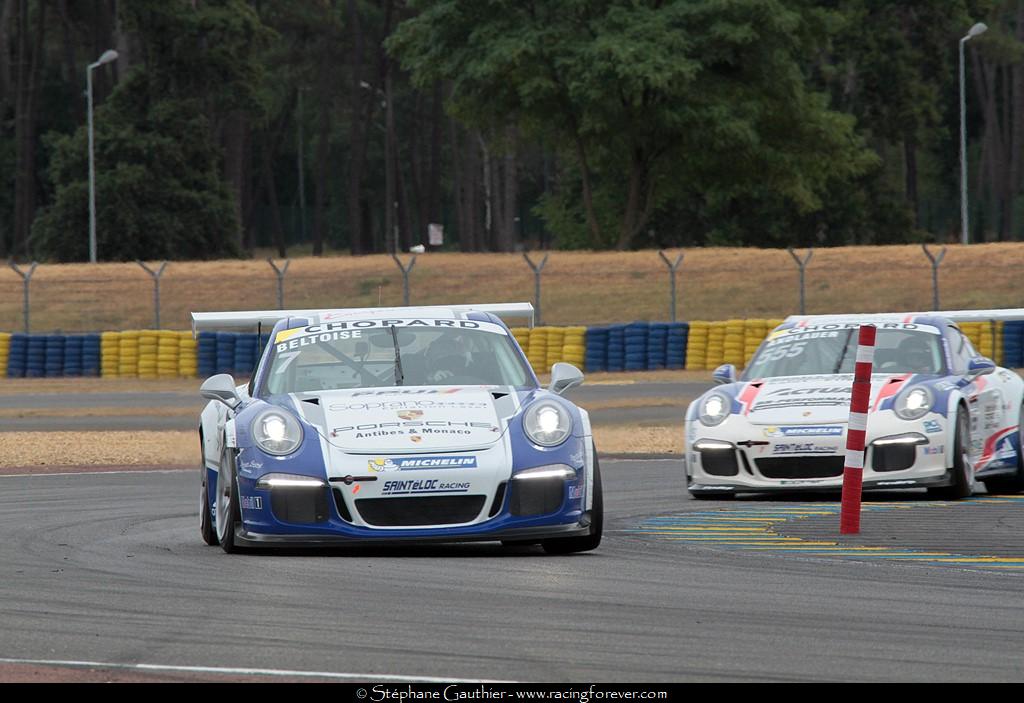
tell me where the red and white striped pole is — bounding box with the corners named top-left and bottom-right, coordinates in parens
top-left (840, 324), bottom-right (876, 535)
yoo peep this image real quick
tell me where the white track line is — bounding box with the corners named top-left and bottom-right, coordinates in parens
top-left (0, 468), bottom-right (188, 479)
top-left (0, 657), bottom-right (514, 683)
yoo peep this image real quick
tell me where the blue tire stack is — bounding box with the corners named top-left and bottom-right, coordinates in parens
top-left (63, 335), bottom-right (83, 377)
top-left (198, 332), bottom-right (217, 378)
top-left (647, 323), bottom-right (668, 370)
top-left (82, 334), bottom-right (101, 377)
top-left (215, 332), bottom-right (237, 375)
top-left (666, 323), bottom-right (688, 369)
top-left (42, 335), bottom-right (63, 377)
top-left (7, 334), bottom-right (28, 377)
top-left (234, 333), bottom-right (259, 375)
top-left (606, 324), bottom-right (625, 372)
top-left (584, 327), bottom-right (608, 373)
top-left (1004, 321), bottom-right (1024, 369)
top-left (624, 322), bottom-right (648, 371)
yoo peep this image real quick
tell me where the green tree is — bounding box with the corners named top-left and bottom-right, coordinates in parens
top-left (391, 0), bottom-right (876, 249)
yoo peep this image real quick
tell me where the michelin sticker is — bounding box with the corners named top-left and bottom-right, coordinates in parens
top-left (367, 455), bottom-right (478, 472)
top-left (763, 425), bottom-right (843, 438)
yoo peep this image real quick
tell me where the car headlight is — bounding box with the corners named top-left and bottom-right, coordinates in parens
top-left (894, 386), bottom-right (933, 421)
top-left (699, 393), bottom-right (730, 427)
top-left (252, 409), bottom-right (304, 456)
top-left (524, 402), bottom-right (573, 446)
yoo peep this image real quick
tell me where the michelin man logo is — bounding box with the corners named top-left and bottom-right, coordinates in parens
top-left (368, 457), bottom-right (400, 472)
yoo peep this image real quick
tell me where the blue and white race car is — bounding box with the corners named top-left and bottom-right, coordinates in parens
top-left (193, 304), bottom-right (602, 554)
top-left (686, 311), bottom-right (1024, 499)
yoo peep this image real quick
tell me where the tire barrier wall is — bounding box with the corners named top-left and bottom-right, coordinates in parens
top-left (3, 321), bottom-right (1020, 379)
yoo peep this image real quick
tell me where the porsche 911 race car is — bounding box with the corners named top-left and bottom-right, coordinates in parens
top-left (193, 303), bottom-right (602, 554)
top-left (685, 311), bottom-right (1024, 499)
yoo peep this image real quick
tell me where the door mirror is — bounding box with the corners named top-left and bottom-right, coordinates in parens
top-left (548, 362), bottom-right (584, 395)
top-left (200, 373), bottom-right (243, 409)
top-left (967, 356), bottom-right (996, 378)
top-left (712, 364), bottom-right (737, 385)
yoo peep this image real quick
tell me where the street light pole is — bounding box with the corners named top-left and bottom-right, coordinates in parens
top-left (87, 49), bottom-right (118, 263)
top-left (960, 22), bottom-right (987, 246)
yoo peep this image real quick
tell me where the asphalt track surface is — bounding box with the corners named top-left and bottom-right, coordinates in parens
top-left (3, 459), bottom-right (1024, 682)
top-left (0, 381), bottom-right (706, 431)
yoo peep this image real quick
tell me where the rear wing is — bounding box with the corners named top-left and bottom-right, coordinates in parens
top-left (785, 309), bottom-right (1024, 326)
top-left (190, 303), bottom-right (535, 337)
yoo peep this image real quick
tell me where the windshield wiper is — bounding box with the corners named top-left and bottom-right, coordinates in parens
top-left (833, 329), bottom-right (855, 374)
top-left (389, 325), bottom-right (405, 386)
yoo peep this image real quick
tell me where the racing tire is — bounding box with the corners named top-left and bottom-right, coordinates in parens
top-left (215, 447), bottom-right (242, 553)
top-left (929, 408), bottom-right (974, 500)
top-left (542, 451), bottom-right (603, 555)
top-left (199, 460), bottom-right (217, 546)
top-left (983, 406), bottom-right (1024, 494)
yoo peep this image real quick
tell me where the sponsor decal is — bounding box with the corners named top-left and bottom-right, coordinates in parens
top-left (923, 420), bottom-right (942, 434)
top-left (275, 329), bottom-right (363, 351)
top-left (368, 455), bottom-right (478, 472)
top-left (351, 484), bottom-right (361, 495)
top-left (241, 496), bottom-right (263, 510)
top-left (239, 459), bottom-right (263, 473)
top-left (876, 480), bottom-right (918, 486)
top-left (381, 479), bottom-right (472, 495)
top-left (397, 409), bottom-right (424, 421)
top-left (772, 443), bottom-right (838, 455)
top-left (923, 445), bottom-right (944, 455)
top-left (779, 479), bottom-right (827, 485)
top-left (312, 317), bottom-right (504, 334)
top-left (569, 485), bottom-right (584, 500)
top-left (767, 386), bottom-right (852, 397)
top-left (329, 399), bottom-right (490, 412)
top-left (763, 425), bottom-right (844, 438)
top-left (351, 388), bottom-right (465, 397)
top-left (331, 420), bottom-right (501, 438)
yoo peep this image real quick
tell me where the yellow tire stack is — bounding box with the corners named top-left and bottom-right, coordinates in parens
top-left (744, 319), bottom-right (768, 366)
top-left (510, 327), bottom-right (531, 355)
top-left (157, 330), bottom-right (180, 378)
top-left (137, 330), bottom-right (159, 379)
top-left (101, 331), bottom-right (120, 377)
top-left (723, 319), bottom-right (745, 368)
top-left (561, 326), bottom-right (586, 369)
top-left (685, 321), bottom-right (709, 370)
top-left (995, 321), bottom-right (1004, 366)
top-left (0, 332), bottom-right (9, 374)
top-left (527, 326), bottom-right (550, 375)
top-left (545, 327), bottom-right (565, 369)
top-left (706, 321), bottom-right (728, 369)
top-left (118, 331), bottom-right (140, 377)
top-left (179, 331), bottom-right (198, 377)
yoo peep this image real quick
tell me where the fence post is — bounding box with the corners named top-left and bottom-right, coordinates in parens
top-left (391, 253), bottom-right (417, 306)
top-left (136, 260), bottom-right (168, 329)
top-left (8, 260), bottom-right (38, 334)
top-left (267, 258), bottom-right (290, 309)
top-left (657, 250), bottom-right (684, 322)
top-left (921, 244), bottom-right (946, 311)
top-left (523, 252), bottom-right (549, 326)
top-left (786, 247), bottom-right (814, 315)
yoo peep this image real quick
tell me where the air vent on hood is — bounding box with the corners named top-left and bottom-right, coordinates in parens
top-left (302, 397), bottom-right (320, 405)
top-left (491, 392), bottom-right (508, 400)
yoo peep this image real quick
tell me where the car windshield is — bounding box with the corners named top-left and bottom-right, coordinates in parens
top-left (261, 319), bottom-right (533, 394)
top-left (743, 326), bottom-right (946, 379)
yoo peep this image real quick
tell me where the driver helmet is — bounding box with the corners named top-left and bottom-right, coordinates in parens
top-left (897, 335), bottom-right (933, 373)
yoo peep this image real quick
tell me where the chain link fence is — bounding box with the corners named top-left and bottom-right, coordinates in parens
top-left (2, 246), bottom-right (1022, 333)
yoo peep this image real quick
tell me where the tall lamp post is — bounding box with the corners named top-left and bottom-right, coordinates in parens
top-left (960, 22), bottom-right (987, 246)
top-left (87, 49), bottom-right (118, 264)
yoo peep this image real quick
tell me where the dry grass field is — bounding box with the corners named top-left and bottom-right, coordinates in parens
top-left (3, 243), bottom-right (1024, 333)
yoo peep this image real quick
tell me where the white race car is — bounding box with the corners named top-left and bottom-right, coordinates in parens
top-left (193, 304), bottom-right (602, 554)
top-left (685, 312), bottom-right (1024, 499)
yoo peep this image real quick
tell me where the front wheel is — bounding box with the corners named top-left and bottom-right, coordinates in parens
top-left (929, 408), bottom-right (974, 500)
top-left (542, 452), bottom-right (603, 555)
top-left (215, 448), bottom-right (242, 553)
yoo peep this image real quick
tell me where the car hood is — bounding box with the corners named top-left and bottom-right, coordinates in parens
top-left (280, 385), bottom-right (519, 453)
top-left (740, 374), bottom-right (914, 425)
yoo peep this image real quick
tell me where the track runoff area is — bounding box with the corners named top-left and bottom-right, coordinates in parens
top-left (5, 332), bottom-right (1024, 682)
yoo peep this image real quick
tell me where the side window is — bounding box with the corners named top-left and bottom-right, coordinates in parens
top-left (948, 328), bottom-right (972, 375)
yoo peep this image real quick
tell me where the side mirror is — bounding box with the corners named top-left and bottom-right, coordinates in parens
top-left (548, 362), bottom-right (584, 395)
top-left (712, 364), bottom-right (737, 385)
top-left (967, 356), bottom-right (996, 378)
top-left (201, 373), bottom-right (243, 409)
